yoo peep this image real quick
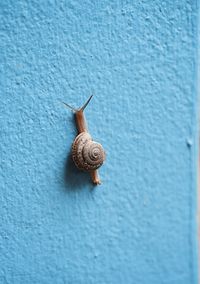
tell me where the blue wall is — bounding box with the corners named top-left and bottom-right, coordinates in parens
top-left (0, 1), bottom-right (198, 283)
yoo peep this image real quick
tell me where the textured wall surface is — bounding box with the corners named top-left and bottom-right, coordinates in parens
top-left (0, 1), bottom-right (199, 283)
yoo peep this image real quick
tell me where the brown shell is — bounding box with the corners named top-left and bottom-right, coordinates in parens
top-left (72, 132), bottom-right (105, 171)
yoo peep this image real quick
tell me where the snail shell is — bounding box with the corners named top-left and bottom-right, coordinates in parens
top-left (72, 132), bottom-right (105, 171)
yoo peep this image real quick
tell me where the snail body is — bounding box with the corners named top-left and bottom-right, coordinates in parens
top-left (63, 95), bottom-right (105, 185)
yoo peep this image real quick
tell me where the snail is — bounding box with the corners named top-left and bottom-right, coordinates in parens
top-left (63, 95), bottom-right (105, 185)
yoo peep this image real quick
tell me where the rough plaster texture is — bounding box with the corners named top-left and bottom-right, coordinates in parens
top-left (0, 1), bottom-right (199, 283)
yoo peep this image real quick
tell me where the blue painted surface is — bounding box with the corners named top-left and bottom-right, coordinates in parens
top-left (0, 1), bottom-right (198, 283)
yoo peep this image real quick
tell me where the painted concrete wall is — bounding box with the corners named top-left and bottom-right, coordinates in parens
top-left (0, 1), bottom-right (198, 283)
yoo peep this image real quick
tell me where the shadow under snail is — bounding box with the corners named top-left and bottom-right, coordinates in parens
top-left (63, 95), bottom-right (105, 185)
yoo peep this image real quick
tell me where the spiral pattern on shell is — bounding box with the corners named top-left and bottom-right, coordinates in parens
top-left (72, 132), bottom-right (105, 171)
